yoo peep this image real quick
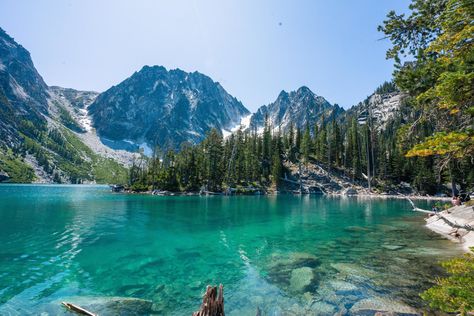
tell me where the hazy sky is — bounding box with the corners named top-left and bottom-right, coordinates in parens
top-left (0, 0), bottom-right (409, 111)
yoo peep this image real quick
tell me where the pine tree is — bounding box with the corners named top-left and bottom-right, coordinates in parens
top-left (262, 115), bottom-right (272, 182)
top-left (331, 117), bottom-right (342, 167)
top-left (271, 134), bottom-right (283, 187)
top-left (301, 123), bottom-right (312, 164)
top-left (204, 129), bottom-right (224, 191)
top-left (318, 123), bottom-right (328, 166)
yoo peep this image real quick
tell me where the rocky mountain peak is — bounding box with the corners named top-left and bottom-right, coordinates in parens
top-left (295, 85), bottom-right (313, 96)
top-left (88, 65), bottom-right (250, 150)
top-left (249, 86), bottom-right (344, 132)
top-left (0, 27), bottom-right (49, 116)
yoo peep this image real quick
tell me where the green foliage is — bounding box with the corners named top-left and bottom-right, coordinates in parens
top-left (421, 248), bottom-right (474, 315)
top-left (0, 148), bottom-right (35, 182)
top-left (406, 132), bottom-right (473, 157)
top-left (19, 125), bottom-right (127, 184)
top-left (301, 124), bottom-right (311, 164)
top-left (271, 135), bottom-right (283, 186)
top-left (380, 0), bottom-right (474, 161)
top-left (55, 102), bottom-right (84, 132)
top-left (379, 0), bottom-right (474, 195)
top-left (60, 128), bottom-right (128, 184)
top-left (375, 81), bottom-right (398, 95)
top-left (128, 101), bottom-right (473, 194)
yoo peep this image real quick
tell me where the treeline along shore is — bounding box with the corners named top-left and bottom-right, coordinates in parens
top-left (126, 116), bottom-right (472, 198)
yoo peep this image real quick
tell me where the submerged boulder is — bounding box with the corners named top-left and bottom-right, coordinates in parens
top-left (290, 267), bottom-right (315, 293)
top-left (311, 301), bottom-right (336, 315)
top-left (344, 226), bottom-right (371, 233)
top-left (381, 244), bottom-right (405, 251)
top-left (349, 297), bottom-right (419, 315)
top-left (267, 252), bottom-right (321, 289)
top-left (329, 280), bottom-right (359, 294)
top-left (269, 252), bottom-right (321, 269)
top-left (330, 263), bottom-right (379, 281)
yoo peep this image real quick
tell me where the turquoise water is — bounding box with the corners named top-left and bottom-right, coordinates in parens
top-left (0, 185), bottom-right (463, 315)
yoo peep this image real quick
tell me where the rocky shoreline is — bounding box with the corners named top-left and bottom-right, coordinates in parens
top-left (121, 187), bottom-right (452, 202)
top-left (425, 204), bottom-right (474, 252)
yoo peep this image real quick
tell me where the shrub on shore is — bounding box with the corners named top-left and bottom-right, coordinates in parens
top-left (421, 247), bottom-right (474, 315)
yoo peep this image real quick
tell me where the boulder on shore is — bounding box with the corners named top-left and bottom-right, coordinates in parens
top-left (343, 188), bottom-right (358, 195)
top-left (0, 170), bottom-right (10, 182)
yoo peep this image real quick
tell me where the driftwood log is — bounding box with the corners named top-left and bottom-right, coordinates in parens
top-left (61, 302), bottom-right (97, 316)
top-left (193, 285), bottom-right (225, 316)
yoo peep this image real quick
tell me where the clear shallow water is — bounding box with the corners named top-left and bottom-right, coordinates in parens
top-left (0, 185), bottom-right (463, 315)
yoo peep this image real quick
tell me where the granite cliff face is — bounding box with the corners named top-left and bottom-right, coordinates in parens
top-left (88, 65), bottom-right (250, 150)
top-left (0, 27), bottom-right (49, 146)
top-left (346, 83), bottom-right (405, 130)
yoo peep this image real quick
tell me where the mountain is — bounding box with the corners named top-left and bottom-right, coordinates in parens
top-left (0, 27), bottom-right (49, 147)
top-left (88, 65), bottom-right (250, 150)
top-left (0, 27), bottom-right (129, 184)
top-left (248, 86), bottom-right (344, 133)
top-left (0, 26), bottom-right (407, 186)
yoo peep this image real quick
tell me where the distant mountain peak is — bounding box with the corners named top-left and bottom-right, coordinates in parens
top-left (249, 86), bottom-right (344, 132)
top-left (295, 85), bottom-right (313, 95)
top-left (88, 65), bottom-right (250, 150)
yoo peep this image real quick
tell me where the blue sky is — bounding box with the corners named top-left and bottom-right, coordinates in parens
top-left (0, 0), bottom-right (409, 111)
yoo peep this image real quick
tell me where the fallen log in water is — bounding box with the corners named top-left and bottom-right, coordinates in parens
top-left (193, 285), bottom-right (225, 316)
top-left (61, 302), bottom-right (97, 316)
top-left (405, 196), bottom-right (436, 214)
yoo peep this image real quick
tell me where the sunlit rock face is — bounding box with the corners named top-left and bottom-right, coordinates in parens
top-left (249, 86), bottom-right (345, 133)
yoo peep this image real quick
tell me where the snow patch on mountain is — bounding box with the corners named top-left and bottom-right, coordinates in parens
top-left (221, 114), bottom-right (254, 138)
top-left (239, 114), bottom-right (252, 130)
top-left (78, 108), bottom-right (93, 132)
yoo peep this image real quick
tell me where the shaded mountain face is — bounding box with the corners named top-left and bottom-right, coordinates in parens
top-left (0, 27), bottom-right (49, 146)
top-left (249, 86), bottom-right (344, 132)
top-left (88, 65), bottom-right (250, 150)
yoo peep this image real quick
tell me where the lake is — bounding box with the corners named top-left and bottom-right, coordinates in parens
top-left (0, 185), bottom-right (462, 315)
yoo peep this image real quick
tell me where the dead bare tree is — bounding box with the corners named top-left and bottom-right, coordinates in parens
top-left (193, 285), bottom-right (225, 316)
